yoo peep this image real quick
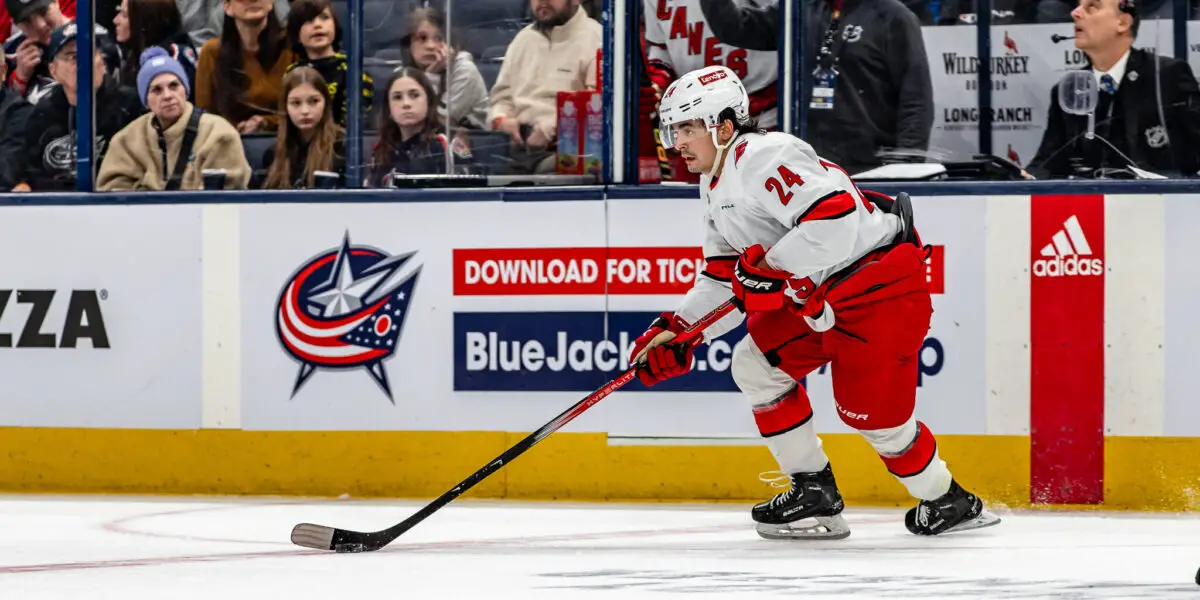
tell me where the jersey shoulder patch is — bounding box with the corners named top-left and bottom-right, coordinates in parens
top-left (733, 140), bottom-right (749, 167)
top-left (729, 132), bottom-right (800, 174)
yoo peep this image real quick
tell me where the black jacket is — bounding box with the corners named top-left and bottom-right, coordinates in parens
top-left (1028, 48), bottom-right (1200, 179)
top-left (22, 75), bottom-right (143, 191)
top-left (262, 138), bottom-right (348, 188)
top-left (0, 88), bottom-right (32, 190)
top-left (367, 132), bottom-right (473, 187)
top-left (699, 0), bottom-right (933, 173)
top-left (4, 25), bottom-right (122, 103)
top-left (699, 0), bottom-right (931, 49)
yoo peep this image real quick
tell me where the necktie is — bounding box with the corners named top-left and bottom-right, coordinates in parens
top-left (1100, 73), bottom-right (1117, 95)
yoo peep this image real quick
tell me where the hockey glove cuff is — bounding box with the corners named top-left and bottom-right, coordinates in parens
top-left (803, 303), bottom-right (836, 333)
top-left (733, 245), bottom-right (792, 313)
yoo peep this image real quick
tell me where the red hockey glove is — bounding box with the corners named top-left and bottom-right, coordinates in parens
top-left (629, 312), bottom-right (694, 386)
top-left (645, 63), bottom-right (674, 98)
top-left (629, 312), bottom-right (683, 363)
top-left (638, 341), bottom-right (695, 386)
top-left (639, 84), bottom-right (661, 117)
top-left (732, 245), bottom-right (792, 313)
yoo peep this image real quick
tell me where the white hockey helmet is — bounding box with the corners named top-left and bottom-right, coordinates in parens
top-left (656, 65), bottom-right (751, 151)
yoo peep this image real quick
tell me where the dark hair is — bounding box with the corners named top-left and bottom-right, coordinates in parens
top-left (372, 67), bottom-right (442, 168)
top-left (720, 107), bottom-right (763, 136)
top-left (120, 0), bottom-right (184, 85)
top-left (400, 7), bottom-right (455, 92)
top-left (1120, 0), bottom-right (1141, 39)
top-left (212, 2), bottom-right (286, 121)
top-left (287, 0), bottom-right (342, 59)
top-left (265, 66), bottom-right (343, 189)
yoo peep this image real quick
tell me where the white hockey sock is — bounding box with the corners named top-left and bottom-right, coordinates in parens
top-left (896, 450), bottom-right (953, 501)
top-left (862, 418), bottom-right (954, 501)
top-left (766, 418), bottom-right (830, 475)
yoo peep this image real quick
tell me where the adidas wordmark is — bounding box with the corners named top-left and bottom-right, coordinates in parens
top-left (1033, 215), bottom-right (1103, 278)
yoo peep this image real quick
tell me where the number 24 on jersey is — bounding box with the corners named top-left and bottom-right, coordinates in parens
top-left (762, 161), bottom-right (874, 213)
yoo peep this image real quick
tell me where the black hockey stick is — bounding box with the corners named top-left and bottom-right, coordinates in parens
top-left (290, 300), bottom-right (740, 553)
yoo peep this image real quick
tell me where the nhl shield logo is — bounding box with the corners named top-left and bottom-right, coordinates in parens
top-left (275, 232), bottom-right (421, 403)
top-left (1144, 125), bottom-right (1167, 149)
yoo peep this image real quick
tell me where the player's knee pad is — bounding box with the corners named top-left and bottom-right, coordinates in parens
top-left (858, 417), bottom-right (919, 456)
top-left (859, 418), bottom-right (939, 479)
top-left (731, 336), bottom-right (790, 404)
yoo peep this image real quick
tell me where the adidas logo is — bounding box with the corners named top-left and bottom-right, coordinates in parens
top-left (1032, 215), bottom-right (1103, 278)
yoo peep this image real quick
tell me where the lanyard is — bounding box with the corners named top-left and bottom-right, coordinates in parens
top-left (817, 0), bottom-right (845, 70)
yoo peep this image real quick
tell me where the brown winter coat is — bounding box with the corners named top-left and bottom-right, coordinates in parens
top-left (97, 103), bottom-right (251, 191)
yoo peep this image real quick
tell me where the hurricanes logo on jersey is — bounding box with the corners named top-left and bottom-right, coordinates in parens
top-left (1032, 215), bottom-right (1102, 277)
top-left (733, 140), bottom-right (749, 166)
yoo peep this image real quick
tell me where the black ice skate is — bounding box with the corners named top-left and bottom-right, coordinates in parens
top-left (905, 480), bottom-right (1001, 536)
top-left (752, 464), bottom-right (850, 540)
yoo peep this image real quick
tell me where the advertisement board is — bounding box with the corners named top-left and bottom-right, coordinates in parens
top-left (238, 200), bottom-right (608, 432)
top-left (923, 22), bottom-right (1174, 167)
top-left (1164, 193), bottom-right (1200, 437)
top-left (1029, 194), bottom-right (1106, 504)
top-left (238, 196), bottom-right (985, 437)
top-left (0, 205), bottom-right (203, 428)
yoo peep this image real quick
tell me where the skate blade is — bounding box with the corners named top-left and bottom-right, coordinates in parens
top-left (756, 514), bottom-right (850, 540)
top-left (942, 509), bottom-right (1001, 534)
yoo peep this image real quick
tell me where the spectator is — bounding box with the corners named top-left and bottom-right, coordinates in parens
top-left (20, 22), bottom-right (142, 191)
top-left (647, 0), bottom-right (779, 129)
top-left (285, 0), bottom-right (372, 128)
top-left (98, 47), bottom-right (250, 190)
top-left (112, 0), bottom-right (198, 97)
top-left (401, 6), bottom-right (489, 130)
top-left (0, 58), bottom-right (33, 190)
top-left (368, 68), bottom-right (471, 186)
top-left (1027, 0), bottom-right (1200, 178)
top-left (262, 66), bottom-right (345, 189)
top-left (488, 0), bottom-right (600, 174)
top-left (3, 0), bottom-right (80, 35)
top-left (3, 0), bottom-right (119, 102)
top-left (195, 0), bottom-right (293, 133)
top-left (699, 0), bottom-right (934, 174)
top-left (177, 0), bottom-right (288, 47)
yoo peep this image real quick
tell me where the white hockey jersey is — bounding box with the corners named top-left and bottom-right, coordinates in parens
top-left (676, 132), bottom-right (903, 342)
top-left (643, 0), bottom-right (779, 128)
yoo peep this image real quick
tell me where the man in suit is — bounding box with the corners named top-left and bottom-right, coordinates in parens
top-left (1027, 0), bottom-right (1200, 178)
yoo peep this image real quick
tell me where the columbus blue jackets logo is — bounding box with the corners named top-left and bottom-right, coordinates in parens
top-left (275, 232), bottom-right (421, 403)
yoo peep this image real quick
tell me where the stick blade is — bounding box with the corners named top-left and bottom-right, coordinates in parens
top-left (291, 523), bottom-right (337, 550)
top-left (291, 522), bottom-right (389, 553)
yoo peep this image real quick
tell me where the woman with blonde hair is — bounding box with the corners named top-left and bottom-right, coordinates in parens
top-left (263, 66), bottom-right (346, 189)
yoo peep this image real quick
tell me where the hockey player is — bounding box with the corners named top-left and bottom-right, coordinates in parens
top-left (630, 65), bottom-right (1000, 540)
top-left (642, 0), bottom-right (778, 130)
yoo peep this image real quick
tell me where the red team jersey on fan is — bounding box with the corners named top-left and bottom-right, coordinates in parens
top-left (643, 0), bottom-right (779, 128)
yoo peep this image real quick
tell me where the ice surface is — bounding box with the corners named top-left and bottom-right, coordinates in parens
top-left (0, 495), bottom-right (1198, 599)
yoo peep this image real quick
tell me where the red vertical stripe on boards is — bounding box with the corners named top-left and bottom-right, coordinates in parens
top-left (1029, 194), bottom-right (1105, 504)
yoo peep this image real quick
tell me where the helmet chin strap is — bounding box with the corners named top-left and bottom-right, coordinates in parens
top-left (707, 128), bottom-right (739, 177)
